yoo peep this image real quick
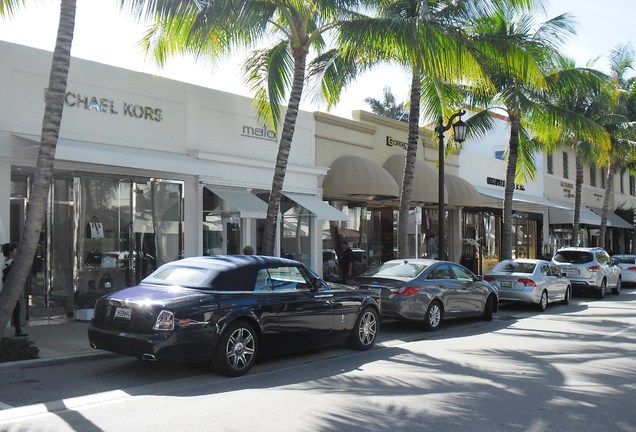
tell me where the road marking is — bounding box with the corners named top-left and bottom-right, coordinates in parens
top-left (602, 323), bottom-right (636, 339)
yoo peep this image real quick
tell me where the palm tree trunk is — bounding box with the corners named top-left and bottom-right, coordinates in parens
top-left (0, 0), bottom-right (76, 332)
top-left (573, 154), bottom-right (584, 245)
top-left (261, 52), bottom-right (307, 256)
top-left (397, 72), bottom-right (421, 259)
top-left (502, 117), bottom-right (520, 260)
top-left (599, 163), bottom-right (614, 249)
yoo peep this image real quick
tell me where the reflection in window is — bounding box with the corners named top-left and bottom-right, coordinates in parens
top-left (280, 197), bottom-right (312, 267)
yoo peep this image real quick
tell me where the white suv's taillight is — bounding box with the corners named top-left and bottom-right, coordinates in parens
top-left (154, 310), bottom-right (175, 330)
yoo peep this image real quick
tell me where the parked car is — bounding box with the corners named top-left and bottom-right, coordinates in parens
top-left (349, 259), bottom-right (498, 331)
top-left (611, 254), bottom-right (636, 286)
top-left (552, 247), bottom-right (621, 299)
top-left (484, 259), bottom-right (571, 311)
top-left (88, 255), bottom-right (381, 377)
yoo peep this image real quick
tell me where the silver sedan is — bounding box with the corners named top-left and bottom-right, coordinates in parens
top-left (350, 259), bottom-right (498, 331)
top-left (485, 259), bottom-right (571, 311)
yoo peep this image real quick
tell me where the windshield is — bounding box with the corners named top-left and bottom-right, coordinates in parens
top-left (492, 261), bottom-right (537, 274)
top-left (362, 262), bottom-right (428, 278)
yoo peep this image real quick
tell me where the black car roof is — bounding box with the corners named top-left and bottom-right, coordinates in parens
top-left (144, 255), bottom-right (305, 290)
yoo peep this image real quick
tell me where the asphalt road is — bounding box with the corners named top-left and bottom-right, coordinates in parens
top-left (1, 289), bottom-right (635, 431)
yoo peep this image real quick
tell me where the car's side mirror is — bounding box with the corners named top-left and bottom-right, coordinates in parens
top-left (562, 272), bottom-right (567, 277)
top-left (474, 275), bottom-right (483, 281)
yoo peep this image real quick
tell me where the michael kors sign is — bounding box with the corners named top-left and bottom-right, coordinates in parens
top-left (45, 89), bottom-right (163, 122)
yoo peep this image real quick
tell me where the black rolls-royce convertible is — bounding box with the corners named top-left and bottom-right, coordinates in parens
top-left (88, 255), bottom-right (381, 376)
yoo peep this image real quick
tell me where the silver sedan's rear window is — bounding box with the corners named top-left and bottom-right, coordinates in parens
top-left (492, 261), bottom-right (537, 274)
top-left (363, 262), bottom-right (428, 278)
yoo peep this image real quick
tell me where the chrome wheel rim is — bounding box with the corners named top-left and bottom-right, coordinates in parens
top-left (226, 327), bottom-right (255, 371)
top-left (358, 311), bottom-right (377, 346)
top-left (541, 292), bottom-right (548, 309)
top-left (429, 304), bottom-right (441, 328)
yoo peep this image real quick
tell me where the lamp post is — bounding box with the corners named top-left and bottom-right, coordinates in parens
top-left (435, 110), bottom-right (467, 261)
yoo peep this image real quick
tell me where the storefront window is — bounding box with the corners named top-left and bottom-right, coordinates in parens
top-left (10, 172), bottom-right (184, 318)
top-left (280, 197), bottom-right (312, 267)
top-left (202, 188), bottom-right (242, 255)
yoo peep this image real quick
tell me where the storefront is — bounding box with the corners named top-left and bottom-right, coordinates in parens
top-left (315, 111), bottom-right (483, 279)
top-left (0, 41), bottom-right (341, 320)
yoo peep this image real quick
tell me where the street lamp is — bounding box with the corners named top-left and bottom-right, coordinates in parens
top-left (435, 110), bottom-right (467, 260)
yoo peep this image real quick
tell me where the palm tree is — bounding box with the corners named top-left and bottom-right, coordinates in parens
top-left (121, 0), bottom-right (365, 256)
top-left (463, 6), bottom-right (609, 260)
top-left (0, 0), bottom-right (77, 333)
top-left (545, 56), bottom-right (609, 246)
top-left (364, 86), bottom-right (409, 122)
top-left (337, 0), bottom-right (538, 259)
top-left (597, 44), bottom-right (636, 248)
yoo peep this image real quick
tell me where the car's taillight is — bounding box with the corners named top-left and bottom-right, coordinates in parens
top-left (518, 278), bottom-right (536, 287)
top-left (398, 286), bottom-right (420, 296)
top-left (628, 266), bottom-right (636, 272)
top-left (587, 265), bottom-right (601, 272)
top-left (483, 276), bottom-right (495, 283)
top-left (154, 310), bottom-right (174, 330)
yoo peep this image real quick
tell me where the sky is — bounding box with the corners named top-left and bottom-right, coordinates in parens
top-left (0, 0), bottom-right (634, 119)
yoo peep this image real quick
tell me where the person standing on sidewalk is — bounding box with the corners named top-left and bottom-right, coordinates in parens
top-left (3, 243), bottom-right (28, 337)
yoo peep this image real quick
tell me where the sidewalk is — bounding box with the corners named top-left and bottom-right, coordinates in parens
top-left (1, 318), bottom-right (107, 368)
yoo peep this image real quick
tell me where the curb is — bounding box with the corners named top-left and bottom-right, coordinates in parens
top-left (0, 351), bottom-right (117, 371)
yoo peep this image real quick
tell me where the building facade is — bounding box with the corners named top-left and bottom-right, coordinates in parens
top-left (0, 41), bottom-right (343, 321)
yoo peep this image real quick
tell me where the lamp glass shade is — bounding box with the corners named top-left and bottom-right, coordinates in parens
top-left (453, 119), bottom-right (467, 143)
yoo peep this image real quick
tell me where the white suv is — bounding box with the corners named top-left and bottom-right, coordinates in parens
top-left (552, 247), bottom-right (622, 299)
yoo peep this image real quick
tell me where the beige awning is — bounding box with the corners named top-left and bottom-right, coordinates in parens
top-left (445, 174), bottom-right (483, 207)
top-left (383, 155), bottom-right (447, 204)
top-left (323, 155), bottom-right (399, 200)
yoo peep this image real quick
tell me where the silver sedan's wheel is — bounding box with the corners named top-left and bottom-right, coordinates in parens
top-left (424, 301), bottom-right (443, 331)
top-left (537, 290), bottom-right (548, 312)
top-left (612, 278), bottom-right (621, 295)
top-left (561, 286), bottom-right (571, 305)
top-left (213, 321), bottom-right (257, 377)
top-left (350, 307), bottom-right (379, 350)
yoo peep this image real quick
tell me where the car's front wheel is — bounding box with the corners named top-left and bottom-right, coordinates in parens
top-left (213, 321), bottom-right (258, 377)
top-left (612, 277), bottom-right (622, 295)
top-left (424, 301), bottom-right (443, 331)
top-left (350, 307), bottom-right (379, 350)
top-left (598, 279), bottom-right (607, 299)
top-left (537, 290), bottom-right (548, 312)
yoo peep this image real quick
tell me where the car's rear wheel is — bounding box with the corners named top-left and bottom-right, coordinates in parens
top-left (482, 295), bottom-right (494, 321)
top-left (561, 286), bottom-right (571, 305)
top-left (213, 321), bottom-right (258, 377)
top-left (424, 301), bottom-right (443, 331)
top-left (612, 277), bottom-right (621, 295)
top-left (537, 290), bottom-right (548, 312)
top-left (597, 279), bottom-right (607, 299)
top-left (350, 307), bottom-right (379, 350)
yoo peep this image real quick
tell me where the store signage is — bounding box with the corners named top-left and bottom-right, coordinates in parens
top-left (486, 176), bottom-right (526, 191)
top-left (386, 136), bottom-right (408, 149)
top-left (241, 124), bottom-right (277, 142)
top-left (45, 89), bottom-right (163, 122)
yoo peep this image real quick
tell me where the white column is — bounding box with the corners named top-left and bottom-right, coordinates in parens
top-left (0, 161), bottom-right (9, 292)
top-left (184, 179), bottom-right (203, 258)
